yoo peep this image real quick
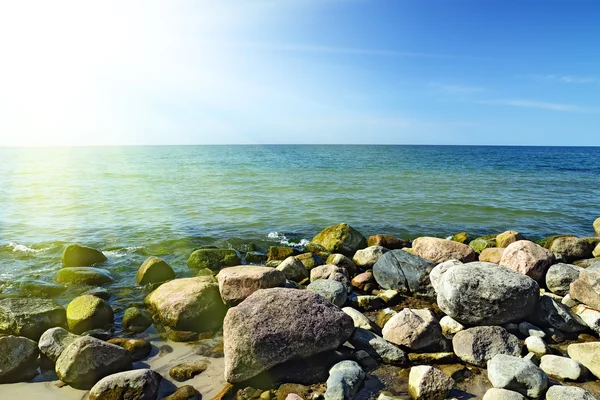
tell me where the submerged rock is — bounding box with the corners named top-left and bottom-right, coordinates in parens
top-left (324, 360), bottom-right (365, 400)
top-left (307, 279), bottom-right (348, 307)
top-left (17, 279), bottom-right (66, 298)
top-left (55, 267), bottom-right (114, 286)
top-left (136, 256), bottom-right (176, 285)
top-left (38, 327), bottom-right (79, 363)
top-left (66, 294), bottom-right (114, 334)
top-left (487, 354), bottom-right (548, 398)
top-left (372, 249), bottom-right (434, 297)
top-left (0, 336), bottom-right (39, 383)
top-left (62, 244), bottom-right (107, 267)
top-left (408, 365), bottom-right (454, 400)
top-left (500, 240), bottom-right (555, 282)
top-left (310, 223), bottom-right (367, 257)
top-left (88, 369), bottom-right (161, 400)
top-left (217, 266), bottom-right (286, 305)
top-left (0, 298), bottom-right (67, 340)
top-left (187, 249), bottom-right (241, 271)
top-left (382, 308), bottom-right (444, 352)
top-left (412, 237), bottom-right (478, 263)
top-left (452, 326), bottom-right (521, 367)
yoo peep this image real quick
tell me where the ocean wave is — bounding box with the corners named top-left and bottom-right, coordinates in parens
top-left (6, 242), bottom-right (51, 254)
top-left (104, 246), bottom-right (146, 258)
top-left (267, 232), bottom-right (310, 248)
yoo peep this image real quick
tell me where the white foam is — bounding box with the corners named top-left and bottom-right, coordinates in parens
top-left (104, 246), bottom-right (144, 258)
top-left (8, 242), bottom-right (47, 253)
top-left (267, 232), bottom-right (309, 248)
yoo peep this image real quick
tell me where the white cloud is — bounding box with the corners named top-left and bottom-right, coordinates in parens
top-left (522, 74), bottom-right (596, 84)
top-left (477, 99), bottom-right (582, 112)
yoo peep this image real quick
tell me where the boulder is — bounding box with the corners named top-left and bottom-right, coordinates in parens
top-left (276, 257), bottom-right (309, 282)
top-left (372, 250), bottom-right (435, 297)
top-left (432, 262), bottom-right (539, 325)
top-left (525, 336), bottom-right (548, 356)
top-left (88, 369), bottom-right (161, 400)
top-left (539, 355), bottom-right (588, 381)
top-left (17, 279), bottom-right (66, 298)
top-left (546, 263), bottom-right (583, 296)
top-left (469, 235), bottom-right (498, 253)
top-left (310, 223), bottom-right (367, 257)
top-left (500, 240), bottom-right (555, 282)
top-left (326, 253), bottom-right (358, 275)
top-left (479, 248), bottom-right (505, 263)
top-left (546, 385), bottom-right (595, 400)
top-left (245, 251), bottom-right (268, 264)
top-left (0, 298), bottom-right (67, 340)
top-left (267, 246), bottom-right (299, 262)
top-left (217, 266), bottom-right (286, 305)
top-left (534, 295), bottom-right (587, 333)
top-left (295, 253), bottom-right (322, 270)
top-left (342, 307), bottom-right (372, 331)
top-left (568, 342), bottom-right (600, 379)
top-left (136, 256), bottom-right (176, 285)
top-left (145, 276), bottom-right (226, 333)
top-left (550, 237), bottom-right (594, 262)
top-left (56, 336), bottom-right (132, 389)
top-left (408, 365), bottom-right (454, 400)
top-left (38, 327), bottom-right (79, 363)
top-left (223, 288), bottom-right (354, 382)
top-left (187, 249), bottom-right (241, 271)
top-left (496, 231), bottom-right (524, 248)
top-left (352, 246), bottom-right (389, 268)
top-left (122, 307), bottom-right (152, 333)
top-left (310, 264), bottom-right (351, 291)
top-left (440, 316), bottom-right (464, 338)
top-left (66, 295), bottom-right (114, 334)
top-left (55, 267), bottom-right (114, 286)
top-left (349, 328), bottom-right (406, 365)
top-left (0, 336), bottom-right (39, 383)
top-left (487, 354), bottom-right (548, 398)
top-left (169, 360), bottom-right (210, 381)
top-left (451, 232), bottom-right (471, 244)
top-left (570, 265), bottom-right (600, 310)
top-left (62, 244), bottom-right (107, 267)
top-left (307, 279), bottom-right (347, 307)
top-left (452, 326), bottom-right (521, 367)
top-left (482, 388), bottom-right (526, 400)
top-left (382, 309), bottom-right (444, 352)
top-left (107, 338), bottom-right (152, 362)
top-left (572, 304), bottom-right (600, 335)
top-left (324, 360), bottom-right (365, 400)
top-left (573, 258), bottom-right (600, 268)
top-left (412, 237), bottom-right (477, 263)
top-left (351, 271), bottom-right (374, 290)
top-left (368, 234), bottom-right (407, 249)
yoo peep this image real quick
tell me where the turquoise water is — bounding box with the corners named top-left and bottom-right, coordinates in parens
top-left (0, 145), bottom-right (599, 308)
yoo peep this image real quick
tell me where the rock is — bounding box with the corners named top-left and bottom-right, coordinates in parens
top-left (479, 248), bottom-right (505, 263)
top-left (525, 336), bottom-right (548, 356)
top-left (355, 295), bottom-right (384, 311)
top-left (246, 251), bottom-right (268, 264)
top-left (39, 327), bottom-right (79, 363)
top-left (169, 359), bottom-right (210, 381)
top-left (496, 231), bottom-right (525, 248)
top-left (55, 267), bottom-right (114, 286)
top-left (545, 385), bottom-right (595, 400)
top-left (307, 279), bottom-right (347, 307)
top-left (276, 257), bottom-right (309, 282)
top-left (136, 256), bottom-right (176, 285)
top-left (349, 328), bottom-right (407, 365)
top-left (84, 287), bottom-right (111, 300)
top-left (452, 326), bottom-right (521, 367)
top-left (562, 294), bottom-right (579, 307)
top-left (432, 262), bottom-right (539, 325)
top-left (324, 360), bottom-right (365, 400)
top-left (217, 266), bottom-right (286, 305)
top-left (429, 260), bottom-right (463, 289)
top-left (534, 295), bottom-right (587, 333)
top-left (163, 385), bottom-right (201, 400)
top-left (567, 342), bottom-right (600, 379)
top-left (376, 308), bottom-right (397, 328)
top-left (66, 295), bottom-right (114, 334)
top-left (572, 304), bottom-right (600, 335)
top-left (407, 352), bottom-right (456, 364)
top-left (539, 355), bottom-right (588, 381)
top-left (352, 246), bottom-right (389, 268)
top-left (550, 237), bottom-right (594, 262)
top-left (267, 246), bottom-right (299, 262)
top-left (372, 250), bottom-right (435, 297)
top-left (382, 308), bottom-right (444, 352)
top-left (469, 235), bottom-right (498, 253)
top-left (326, 254), bottom-right (358, 275)
top-left (487, 354), bottom-right (548, 398)
top-left (310, 264), bottom-right (351, 291)
top-left (0, 336), bottom-right (39, 383)
top-left (0, 298), bottom-right (67, 340)
top-left (440, 316), bottom-right (464, 338)
top-left (573, 258), bottom-right (600, 268)
top-left (518, 322), bottom-right (545, 338)
top-left (17, 279), bottom-right (66, 298)
top-left (595, 218), bottom-right (600, 236)
top-left (570, 265), bottom-right (600, 310)
top-left (451, 232), bottom-right (471, 244)
top-left (56, 335), bottom-right (133, 389)
top-left (122, 307), bottom-right (152, 333)
top-left (524, 352), bottom-right (540, 366)
top-left (145, 276), bottom-right (226, 333)
top-left (368, 234), bottom-right (408, 249)
top-left (187, 249), bottom-right (241, 271)
top-left (88, 369), bottom-right (161, 400)
top-left (311, 223), bottom-right (367, 257)
top-left (482, 388), bottom-right (526, 400)
top-left (342, 307), bottom-right (372, 330)
top-left (107, 338), bottom-right (152, 361)
top-left (62, 244), bottom-right (107, 267)
top-left (277, 383), bottom-right (312, 400)
top-left (295, 253), bottom-right (323, 270)
top-left (377, 289), bottom-right (400, 304)
top-left (546, 263), bottom-right (583, 296)
top-left (223, 287), bottom-right (354, 382)
top-left (351, 271), bottom-right (374, 290)
top-left (412, 237), bottom-right (478, 263)
top-left (594, 243), bottom-right (600, 258)
top-left (500, 240), bottom-right (555, 282)
top-left (408, 365), bottom-right (454, 400)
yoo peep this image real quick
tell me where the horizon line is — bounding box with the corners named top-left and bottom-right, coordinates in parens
top-left (1, 144), bottom-right (599, 148)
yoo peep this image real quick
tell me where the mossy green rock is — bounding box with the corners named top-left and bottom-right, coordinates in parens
top-left (469, 235), bottom-right (498, 253)
top-left (267, 246), bottom-right (298, 262)
top-left (537, 235), bottom-right (576, 249)
top-left (169, 360), bottom-right (210, 381)
top-left (187, 249), bottom-right (241, 271)
top-left (55, 267), bottom-right (114, 286)
top-left (17, 279), bottom-right (66, 298)
top-left (136, 256), bottom-right (176, 285)
top-left (122, 307), bottom-right (152, 333)
top-left (163, 385), bottom-right (201, 400)
top-left (295, 252), bottom-right (322, 270)
top-left (245, 251), bottom-right (268, 264)
top-left (310, 223), bottom-right (367, 257)
top-left (67, 295), bottom-right (114, 334)
top-left (451, 232), bottom-right (471, 244)
top-left (62, 244), bottom-right (107, 268)
top-left (594, 217), bottom-right (600, 236)
top-left (0, 298), bottom-right (67, 340)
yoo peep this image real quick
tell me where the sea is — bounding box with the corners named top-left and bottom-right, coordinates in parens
top-left (1, 145), bottom-right (599, 313)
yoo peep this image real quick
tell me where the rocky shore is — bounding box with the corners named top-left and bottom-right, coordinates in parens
top-left (1, 219), bottom-right (600, 400)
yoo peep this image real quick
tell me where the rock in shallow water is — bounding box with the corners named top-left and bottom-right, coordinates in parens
top-left (408, 365), bottom-right (454, 400)
top-left (122, 307), bottom-right (152, 333)
top-left (217, 266), bottom-right (286, 305)
top-left (223, 287), bottom-right (354, 383)
top-left (487, 354), bottom-right (548, 398)
top-left (88, 369), bottom-right (161, 400)
top-left (0, 297), bottom-right (67, 340)
top-left (136, 256), bottom-right (176, 285)
top-left (324, 360), bottom-right (365, 400)
top-left (0, 335), bottom-right (39, 383)
top-left (62, 244), bottom-right (107, 267)
top-left (372, 249), bottom-right (434, 297)
top-left (55, 267), bottom-right (114, 286)
top-left (310, 223), bottom-right (367, 257)
top-left (66, 294), bottom-right (114, 334)
top-left (187, 248), bottom-right (241, 271)
top-left (452, 326), bottom-right (521, 367)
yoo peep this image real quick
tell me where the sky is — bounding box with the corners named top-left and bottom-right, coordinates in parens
top-left (0, 0), bottom-right (599, 146)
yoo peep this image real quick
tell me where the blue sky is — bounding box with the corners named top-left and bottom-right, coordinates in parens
top-left (0, 0), bottom-right (599, 146)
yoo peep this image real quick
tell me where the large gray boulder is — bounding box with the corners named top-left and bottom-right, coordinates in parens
top-left (432, 262), bottom-right (539, 325)
top-left (55, 336), bottom-right (133, 389)
top-left (310, 223), bottom-right (367, 257)
top-left (539, 355), bottom-right (588, 381)
top-left (324, 361), bottom-right (365, 400)
top-left (145, 276), bottom-right (226, 333)
top-left (88, 369), bottom-right (162, 400)
top-left (452, 326), bottom-right (521, 367)
top-left (546, 385), bottom-right (595, 400)
top-left (223, 288), bottom-right (354, 383)
top-left (570, 265), bottom-right (600, 310)
top-left (307, 279), bottom-right (348, 307)
top-left (62, 244), bottom-right (107, 267)
top-left (0, 336), bottom-right (39, 383)
top-left (0, 298), bottom-right (67, 340)
top-left (349, 328), bottom-right (407, 365)
top-left (487, 354), bottom-right (548, 398)
top-left (545, 263), bottom-right (583, 296)
top-left (372, 250), bottom-right (435, 297)
top-left (382, 308), bottom-right (444, 352)
top-left (412, 237), bottom-right (478, 263)
top-left (500, 240), bottom-right (555, 282)
top-left (38, 327), bottom-right (79, 363)
top-left (217, 266), bottom-right (286, 305)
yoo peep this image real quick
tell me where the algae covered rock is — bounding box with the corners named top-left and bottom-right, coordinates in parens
top-left (0, 298), bottom-right (67, 340)
top-left (122, 307), bottom-right (152, 333)
top-left (187, 249), bottom-right (241, 271)
top-left (368, 234), bottom-right (408, 249)
top-left (89, 368), bottom-right (161, 400)
top-left (17, 279), bottom-right (66, 298)
top-left (267, 246), bottom-right (299, 262)
top-left (169, 360), bottom-right (210, 381)
top-left (0, 335), bottom-right (39, 383)
top-left (55, 267), bottom-right (114, 286)
top-left (412, 237), bottom-right (478, 263)
top-left (479, 248), bottom-right (505, 264)
top-left (217, 266), bottom-right (286, 305)
top-left (136, 256), bottom-right (176, 285)
top-left (469, 235), bottom-right (497, 253)
top-left (66, 294), bottom-right (114, 334)
top-left (496, 231), bottom-right (524, 248)
top-left (62, 244), bottom-right (107, 267)
top-left (310, 223), bottom-right (367, 257)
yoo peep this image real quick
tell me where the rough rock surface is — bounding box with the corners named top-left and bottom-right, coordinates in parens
top-left (342, 307), bottom-right (372, 330)
top-left (382, 308), bottom-right (444, 351)
top-left (372, 250), bottom-right (435, 297)
top-left (62, 244), bottom-right (107, 267)
top-left (223, 287), bottom-right (354, 383)
top-left (550, 237), bottom-right (594, 262)
top-left (136, 256), bottom-right (176, 285)
top-left (122, 307), bottom-right (153, 333)
top-left (187, 249), bottom-right (241, 271)
top-left (324, 360), bottom-right (365, 400)
top-left (482, 388), bottom-right (526, 400)
top-left (368, 234), bottom-right (408, 250)
top-left (349, 328), bottom-right (407, 365)
top-left (546, 263), bottom-right (583, 295)
top-left (452, 326), bottom-right (521, 367)
top-left (295, 252), bottom-right (322, 271)
top-left (55, 267), bottom-right (114, 286)
top-left (0, 298), bottom-right (67, 340)
top-left (534, 295), bottom-right (587, 333)
top-left (440, 315), bottom-right (464, 338)
top-left (572, 304), bottom-right (600, 335)
top-left (326, 253), bottom-right (358, 275)
top-left (412, 237), bottom-right (478, 264)
top-left (66, 294), bottom-right (114, 334)
top-left (38, 327), bottom-right (79, 363)
top-left (479, 248), bottom-right (505, 264)
top-left (88, 369), bottom-right (161, 400)
top-left (408, 365), bottom-right (454, 400)
top-left (217, 266), bottom-right (286, 305)
top-left (500, 240), bottom-right (555, 282)
top-left (0, 336), bottom-right (39, 383)
top-left (496, 231), bottom-right (524, 248)
top-left (487, 354), bottom-right (548, 398)
top-left (310, 223), bottom-right (367, 257)
top-left (545, 385), bottom-right (595, 400)
top-left (310, 264), bottom-right (351, 291)
top-left (276, 257), bottom-right (309, 282)
top-left (568, 342), bottom-right (600, 379)
top-left (570, 265), bottom-right (600, 310)
top-left (539, 355), bottom-right (588, 381)
top-left (352, 246), bottom-right (389, 268)
top-left (307, 279), bottom-right (348, 307)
